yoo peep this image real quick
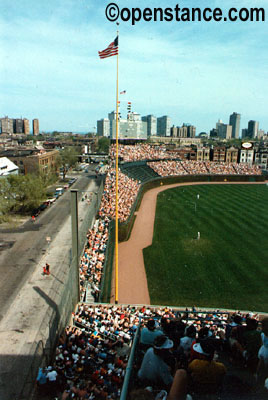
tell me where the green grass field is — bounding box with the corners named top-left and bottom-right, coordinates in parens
top-left (143, 184), bottom-right (268, 312)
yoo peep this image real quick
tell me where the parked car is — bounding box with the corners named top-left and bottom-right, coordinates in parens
top-left (68, 178), bottom-right (76, 185)
top-left (55, 187), bottom-right (64, 196)
top-left (39, 203), bottom-right (48, 211)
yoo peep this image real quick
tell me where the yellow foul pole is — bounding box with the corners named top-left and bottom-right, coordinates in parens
top-left (115, 31), bottom-right (119, 304)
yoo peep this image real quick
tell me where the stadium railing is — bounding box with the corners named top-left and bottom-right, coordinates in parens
top-left (120, 320), bottom-right (142, 400)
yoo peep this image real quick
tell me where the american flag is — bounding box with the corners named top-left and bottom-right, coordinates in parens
top-left (98, 36), bottom-right (119, 59)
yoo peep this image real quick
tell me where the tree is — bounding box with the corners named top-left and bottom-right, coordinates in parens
top-left (7, 174), bottom-right (47, 213)
top-left (0, 178), bottom-right (16, 222)
top-left (58, 146), bottom-right (80, 178)
top-left (226, 138), bottom-right (242, 147)
top-left (38, 168), bottom-right (58, 187)
top-left (97, 137), bottom-right (110, 153)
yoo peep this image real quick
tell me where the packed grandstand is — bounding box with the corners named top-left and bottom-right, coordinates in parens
top-left (37, 144), bottom-right (267, 399)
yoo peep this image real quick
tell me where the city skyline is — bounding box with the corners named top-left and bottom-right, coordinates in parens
top-left (0, 0), bottom-right (267, 134)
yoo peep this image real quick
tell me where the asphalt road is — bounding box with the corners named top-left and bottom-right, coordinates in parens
top-left (0, 167), bottom-right (101, 322)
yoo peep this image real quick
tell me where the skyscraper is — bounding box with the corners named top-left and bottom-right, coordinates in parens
top-left (157, 116), bottom-right (171, 136)
top-left (0, 117), bottom-right (14, 134)
top-left (216, 120), bottom-right (232, 139)
top-left (229, 112), bottom-right (241, 139)
top-left (33, 119), bottom-right (39, 135)
top-left (23, 119), bottom-right (30, 135)
top-left (15, 119), bottom-right (24, 134)
top-left (97, 118), bottom-right (110, 137)
top-left (142, 115), bottom-right (157, 136)
top-left (248, 120), bottom-right (259, 138)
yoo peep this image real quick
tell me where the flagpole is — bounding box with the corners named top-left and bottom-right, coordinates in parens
top-left (115, 30), bottom-right (119, 304)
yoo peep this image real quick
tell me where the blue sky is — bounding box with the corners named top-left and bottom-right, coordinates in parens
top-left (0, 0), bottom-right (267, 134)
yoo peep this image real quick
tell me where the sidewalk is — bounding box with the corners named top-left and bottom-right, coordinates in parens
top-left (0, 179), bottom-right (98, 400)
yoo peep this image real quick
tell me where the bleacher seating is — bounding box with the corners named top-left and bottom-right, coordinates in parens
top-left (37, 305), bottom-right (267, 399)
top-left (119, 163), bottom-right (160, 183)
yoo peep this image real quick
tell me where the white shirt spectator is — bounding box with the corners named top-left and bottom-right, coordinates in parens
top-left (258, 332), bottom-right (268, 366)
top-left (46, 370), bottom-right (57, 381)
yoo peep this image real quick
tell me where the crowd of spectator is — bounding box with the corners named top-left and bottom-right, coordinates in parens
top-left (147, 161), bottom-right (188, 177)
top-left (80, 218), bottom-right (110, 302)
top-left (79, 165), bottom-right (141, 303)
top-left (37, 305), bottom-right (268, 399)
top-left (233, 163), bottom-right (262, 175)
top-left (148, 160), bottom-right (262, 177)
top-left (98, 168), bottom-right (140, 223)
top-left (110, 144), bottom-right (179, 162)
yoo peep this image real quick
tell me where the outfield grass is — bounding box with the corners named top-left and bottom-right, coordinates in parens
top-left (143, 184), bottom-right (268, 312)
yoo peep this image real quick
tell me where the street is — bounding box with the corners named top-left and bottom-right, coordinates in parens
top-left (0, 166), bottom-right (101, 322)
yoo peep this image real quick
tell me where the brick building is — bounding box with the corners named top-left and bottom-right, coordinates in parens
top-left (0, 149), bottom-right (59, 174)
top-left (226, 147), bottom-right (239, 163)
top-left (196, 147), bottom-right (210, 161)
top-left (23, 119), bottom-right (30, 135)
top-left (0, 117), bottom-right (14, 134)
top-left (23, 149), bottom-right (59, 174)
top-left (212, 147), bottom-right (226, 162)
top-left (33, 119), bottom-right (39, 135)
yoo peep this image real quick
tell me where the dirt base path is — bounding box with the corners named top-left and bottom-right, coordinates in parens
top-left (111, 181), bottom-right (266, 305)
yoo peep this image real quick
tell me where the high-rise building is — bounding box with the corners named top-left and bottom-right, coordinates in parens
top-left (210, 128), bottom-right (218, 137)
top-left (171, 124), bottom-right (196, 138)
top-left (15, 119), bottom-right (24, 134)
top-left (97, 118), bottom-right (110, 137)
top-left (217, 123), bottom-right (232, 139)
top-left (216, 119), bottom-right (223, 132)
top-left (0, 117), bottom-right (14, 134)
top-left (108, 111), bottom-right (117, 122)
top-left (129, 112), bottom-right (141, 121)
top-left (33, 119), bottom-right (39, 135)
top-left (241, 129), bottom-right (248, 138)
top-left (170, 125), bottom-right (187, 137)
top-left (248, 120), bottom-right (259, 138)
top-left (142, 115), bottom-right (157, 136)
top-left (179, 125), bottom-right (188, 138)
top-left (109, 111), bottom-right (147, 139)
top-left (229, 112), bottom-right (241, 138)
top-left (23, 119), bottom-right (30, 135)
top-left (157, 116), bottom-right (171, 136)
top-left (257, 129), bottom-right (265, 139)
top-left (187, 125), bottom-right (196, 138)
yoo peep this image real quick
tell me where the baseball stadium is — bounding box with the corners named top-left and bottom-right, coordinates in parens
top-left (30, 143), bottom-right (268, 400)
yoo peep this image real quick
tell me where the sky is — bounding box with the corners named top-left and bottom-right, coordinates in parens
top-left (0, 0), bottom-right (267, 134)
